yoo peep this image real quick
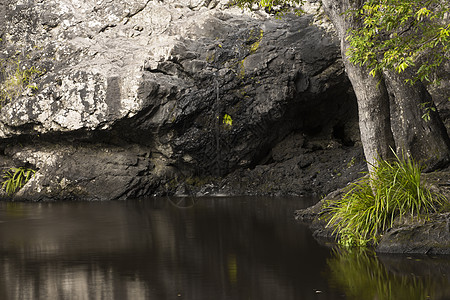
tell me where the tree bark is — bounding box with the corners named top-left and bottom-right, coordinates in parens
top-left (321, 0), bottom-right (450, 171)
top-left (384, 69), bottom-right (450, 170)
top-left (321, 0), bottom-right (395, 173)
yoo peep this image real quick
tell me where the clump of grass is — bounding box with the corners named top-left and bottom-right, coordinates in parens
top-left (1, 167), bottom-right (36, 196)
top-left (325, 152), bottom-right (445, 247)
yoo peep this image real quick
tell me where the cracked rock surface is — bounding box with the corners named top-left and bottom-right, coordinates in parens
top-left (0, 0), bottom-right (364, 200)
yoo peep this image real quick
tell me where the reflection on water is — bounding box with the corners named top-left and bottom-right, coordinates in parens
top-left (0, 198), bottom-right (449, 300)
top-left (327, 248), bottom-right (450, 300)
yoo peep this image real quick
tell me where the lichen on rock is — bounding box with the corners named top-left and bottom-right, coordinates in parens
top-left (0, 0), bottom-right (361, 200)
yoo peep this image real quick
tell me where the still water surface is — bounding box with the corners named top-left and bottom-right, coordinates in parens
top-left (0, 197), bottom-right (450, 300)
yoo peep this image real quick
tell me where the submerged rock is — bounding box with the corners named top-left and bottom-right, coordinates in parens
top-left (0, 0), bottom-right (363, 200)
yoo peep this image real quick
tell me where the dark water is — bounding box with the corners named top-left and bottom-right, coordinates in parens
top-left (0, 197), bottom-right (450, 300)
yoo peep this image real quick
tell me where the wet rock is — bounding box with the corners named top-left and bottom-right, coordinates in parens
top-left (376, 213), bottom-right (450, 255)
top-left (9, 142), bottom-right (157, 201)
top-left (294, 187), bottom-right (344, 242)
top-left (217, 143), bottom-right (366, 197)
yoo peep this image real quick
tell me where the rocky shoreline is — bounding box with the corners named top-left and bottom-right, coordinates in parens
top-left (295, 169), bottom-right (450, 254)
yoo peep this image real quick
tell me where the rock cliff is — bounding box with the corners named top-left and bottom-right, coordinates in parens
top-left (0, 0), bottom-right (363, 200)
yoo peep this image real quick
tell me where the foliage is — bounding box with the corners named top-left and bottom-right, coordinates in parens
top-left (231, 0), bottom-right (305, 16)
top-left (223, 113), bottom-right (233, 127)
top-left (2, 167), bottom-right (36, 196)
top-left (232, 0), bottom-right (448, 84)
top-left (346, 0), bottom-right (450, 83)
top-left (325, 152), bottom-right (445, 247)
top-left (0, 56), bottom-right (44, 107)
top-left (419, 101), bottom-right (437, 121)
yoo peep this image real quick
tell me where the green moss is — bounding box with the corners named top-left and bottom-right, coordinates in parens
top-left (184, 176), bottom-right (215, 187)
top-left (347, 156), bottom-right (357, 168)
top-left (249, 29), bottom-right (264, 54)
top-left (238, 59), bottom-right (246, 79)
top-left (206, 52), bottom-right (216, 63)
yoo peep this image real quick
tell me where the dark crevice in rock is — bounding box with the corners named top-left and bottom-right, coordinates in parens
top-left (125, 0), bottom-right (152, 19)
top-left (98, 24), bottom-right (117, 33)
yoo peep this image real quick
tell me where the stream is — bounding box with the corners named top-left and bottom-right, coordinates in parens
top-left (0, 197), bottom-right (450, 299)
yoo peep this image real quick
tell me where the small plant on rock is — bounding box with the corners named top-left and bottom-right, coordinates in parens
top-left (2, 167), bottom-right (36, 196)
top-left (325, 151), bottom-right (445, 247)
top-left (0, 56), bottom-right (44, 107)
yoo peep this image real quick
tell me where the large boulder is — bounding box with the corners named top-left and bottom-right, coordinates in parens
top-left (0, 0), bottom-right (360, 200)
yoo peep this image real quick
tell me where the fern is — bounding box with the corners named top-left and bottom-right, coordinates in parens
top-left (2, 167), bottom-right (36, 196)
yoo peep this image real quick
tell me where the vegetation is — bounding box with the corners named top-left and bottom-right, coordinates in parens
top-left (346, 0), bottom-right (450, 84)
top-left (325, 152), bottom-right (444, 247)
top-left (232, 0), bottom-right (304, 15)
top-left (223, 113), bottom-right (233, 128)
top-left (0, 57), bottom-right (43, 107)
top-left (0, 36), bottom-right (44, 107)
top-left (2, 167), bottom-right (36, 196)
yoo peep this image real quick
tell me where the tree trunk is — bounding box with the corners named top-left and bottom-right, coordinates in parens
top-left (321, 0), bottom-right (450, 171)
top-left (321, 0), bottom-right (395, 173)
top-left (384, 69), bottom-right (450, 170)
top-left (345, 57), bottom-right (397, 173)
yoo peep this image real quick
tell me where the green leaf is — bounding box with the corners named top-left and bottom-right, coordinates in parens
top-left (1, 167), bottom-right (36, 196)
top-left (223, 114), bottom-right (233, 127)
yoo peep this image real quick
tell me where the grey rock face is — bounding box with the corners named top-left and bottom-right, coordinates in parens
top-left (0, 0), bottom-right (359, 200)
